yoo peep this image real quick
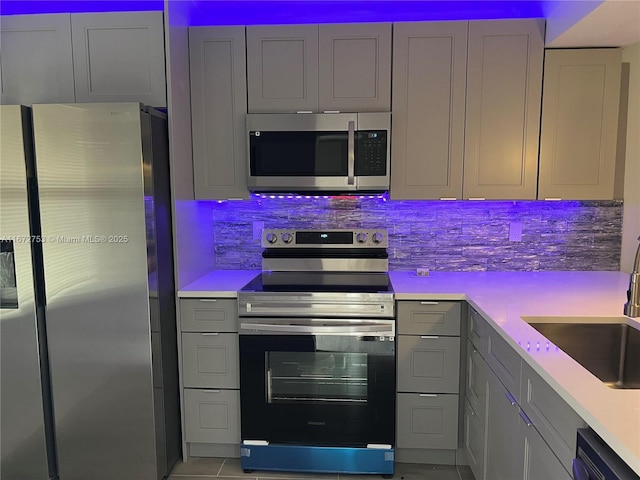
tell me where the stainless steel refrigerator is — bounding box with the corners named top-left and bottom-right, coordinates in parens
top-left (0, 103), bottom-right (181, 480)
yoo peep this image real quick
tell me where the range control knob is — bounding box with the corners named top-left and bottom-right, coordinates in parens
top-left (372, 232), bottom-right (384, 244)
top-left (265, 232), bottom-right (278, 244)
top-left (281, 232), bottom-right (294, 244)
top-left (355, 232), bottom-right (368, 244)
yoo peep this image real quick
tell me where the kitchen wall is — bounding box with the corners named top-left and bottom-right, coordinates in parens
top-left (212, 198), bottom-right (622, 272)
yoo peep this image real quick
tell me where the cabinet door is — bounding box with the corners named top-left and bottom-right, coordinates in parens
top-left (189, 27), bottom-right (249, 200)
top-left (183, 388), bottom-right (240, 444)
top-left (397, 393), bottom-right (459, 449)
top-left (181, 333), bottom-right (239, 389)
top-left (71, 12), bottom-right (166, 106)
top-left (390, 22), bottom-right (467, 200)
top-left (466, 340), bottom-right (489, 417)
top-left (246, 25), bottom-right (318, 113)
top-left (318, 23), bottom-right (391, 112)
top-left (464, 399), bottom-right (486, 480)
top-left (397, 336), bottom-right (460, 393)
top-left (485, 372), bottom-right (520, 480)
top-left (520, 362), bottom-right (586, 472)
top-left (538, 49), bottom-right (623, 200)
top-left (463, 19), bottom-right (544, 200)
top-left (518, 411), bottom-right (572, 480)
top-left (0, 14), bottom-right (75, 105)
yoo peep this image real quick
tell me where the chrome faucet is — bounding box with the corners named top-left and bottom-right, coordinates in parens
top-left (624, 236), bottom-right (640, 317)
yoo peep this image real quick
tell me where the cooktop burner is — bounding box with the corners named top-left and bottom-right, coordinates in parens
top-left (240, 271), bottom-right (392, 294)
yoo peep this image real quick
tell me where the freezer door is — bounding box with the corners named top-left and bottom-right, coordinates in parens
top-left (32, 103), bottom-right (158, 480)
top-left (0, 105), bottom-right (50, 479)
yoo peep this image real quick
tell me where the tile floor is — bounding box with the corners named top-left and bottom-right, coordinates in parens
top-left (168, 457), bottom-right (476, 480)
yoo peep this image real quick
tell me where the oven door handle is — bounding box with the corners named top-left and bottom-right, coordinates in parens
top-left (239, 322), bottom-right (394, 335)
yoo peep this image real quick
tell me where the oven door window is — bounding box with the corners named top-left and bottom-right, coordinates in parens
top-left (249, 131), bottom-right (348, 176)
top-left (267, 351), bottom-right (368, 404)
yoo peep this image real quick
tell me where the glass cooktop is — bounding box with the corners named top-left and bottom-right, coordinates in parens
top-left (240, 271), bottom-right (393, 294)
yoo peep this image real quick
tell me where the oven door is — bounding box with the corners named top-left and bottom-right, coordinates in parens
top-left (239, 318), bottom-right (395, 448)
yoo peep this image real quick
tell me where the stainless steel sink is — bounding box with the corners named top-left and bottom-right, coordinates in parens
top-left (526, 321), bottom-right (640, 389)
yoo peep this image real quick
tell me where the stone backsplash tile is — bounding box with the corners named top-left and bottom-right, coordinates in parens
top-left (211, 197), bottom-right (623, 271)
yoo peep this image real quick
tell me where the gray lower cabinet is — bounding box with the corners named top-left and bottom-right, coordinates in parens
top-left (465, 307), bottom-right (582, 480)
top-left (397, 393), bottom-right (459, 449)
top-left (181, 333), bottom-right (239, 389)
top-left (397, 336), bottom-right (460, 393)
top-left (519, 415), bottom-right (573, 480)
top-left (184, 389), bottom-right (240, 444)
top-left (485, 368), bottom-right (520, 480)
top-left (464, 399), bottom-right (485, 480)
top-left (396, 301), bottom-right (463, 462)
top-left (179, 298), bottom-right (240, 458)
top-left (180, 298), bottom-right (239, 332)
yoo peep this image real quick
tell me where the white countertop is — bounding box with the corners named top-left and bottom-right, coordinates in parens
top-left (178, 270), bottom-right (259, 298)
top-left (178, 269), bottom-right (640, 474)
top-left (391, 270), bottom-right (640, 475)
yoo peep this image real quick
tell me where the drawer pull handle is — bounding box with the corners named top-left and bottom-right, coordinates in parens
top-left (420, 301), bottom-right (439, 305)
top-left (505, 391), bottom-right (517, 406)
top-left (518, 410), bottom-right (533, 427)
top-left (201, 333), bottom-right (219, 336)
top-left (199, 299), bottom-right (218, 302)
top-left (203, 390), bottom-right (221, 393)
top-left (419, 394), bottom-right (437, 397)
top-left (420, 336), bottom-right (439, 339)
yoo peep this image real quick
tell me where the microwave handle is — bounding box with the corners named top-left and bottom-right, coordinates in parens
top-left (347, 120), bottom-right (355, 185)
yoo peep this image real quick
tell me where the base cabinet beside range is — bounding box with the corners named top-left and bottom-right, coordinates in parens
top-left (465, 308), bottom-right (583, 480)
top-left (396, 301), bottom-right (466, 464)
top-left (179, 298), bottom-right (241, 458)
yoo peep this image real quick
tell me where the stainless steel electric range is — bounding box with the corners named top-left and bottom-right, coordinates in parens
top-left (237, 229), bottom-right (395, 477)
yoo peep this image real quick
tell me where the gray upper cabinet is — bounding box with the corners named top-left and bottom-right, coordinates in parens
top-left (318, 23), bottom-right (391, 112)
top-left (0, 14), bottom-right (75, 105)
top-left (189, 27), bottom-right (249, 200)
top-left (390, 21), bottom-right (467, 200)
top-left (246, 25), bottom-right (319, 113)
top-left (538, 49), bottom-right (623, 200)
top-left (463, 19), bottom-right (544, 200)
top-left (246, 23), bottom-right (391, 113)
top-left (71, 12), bottom-right (166, 106)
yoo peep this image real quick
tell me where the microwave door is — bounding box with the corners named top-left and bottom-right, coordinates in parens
top-left (248, 133), bottom-right (355, 192)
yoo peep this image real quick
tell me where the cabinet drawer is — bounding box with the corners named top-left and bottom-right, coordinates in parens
top-left (520, 362), bottom-right (586, 472)
top-left (184, 388), bottom-right (240, 444)
top-left (466, 340), bottom-right (489, 419)
top-left (397, 393), bottom-right (459, 449)
top-left (182, 333), bottom-right (239, 389)
top-left (397, 336), bottom-right (460, 393)
top-left (180, 299), bottom-right (238, 332)
top-left (464, 399), bottom-right (486, 480)
top-left (397, 301), bottom-right (461, 336)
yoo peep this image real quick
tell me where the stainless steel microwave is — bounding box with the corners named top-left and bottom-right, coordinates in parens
top-left (246, 113), bottom-right (391, 193)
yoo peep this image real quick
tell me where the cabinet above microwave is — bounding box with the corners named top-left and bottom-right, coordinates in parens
top-left (246, 113), bottom-right (391, 194)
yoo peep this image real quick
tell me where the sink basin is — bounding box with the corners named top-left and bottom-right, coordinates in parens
top-left (524, 319), bottom-right (640, 389)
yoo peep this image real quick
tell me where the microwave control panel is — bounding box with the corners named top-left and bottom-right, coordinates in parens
top-left (356, 131), bottom-right (387, 176)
